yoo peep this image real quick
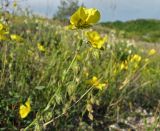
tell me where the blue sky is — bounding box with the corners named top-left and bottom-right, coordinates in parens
top-left (20, 0), bottom-right (160, 22)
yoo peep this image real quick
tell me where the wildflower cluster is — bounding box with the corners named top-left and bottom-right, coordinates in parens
top-left (120, 54), bottom-right (142, 70)
top-left (0, 4), bottom-right (159, 130)
top-left (0, 22), bottom-right (23, 42)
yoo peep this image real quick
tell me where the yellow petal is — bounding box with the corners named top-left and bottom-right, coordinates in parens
top-left (130, 54), bottom-right (141, 62)
top-left (19, 98), bottom-right (31, 119)
top-left (148, 49), bottom-right (156, 56)
top-left (85, 8), bottom-right (101, 24)
top-left (10, 34), bottom-right (23, 42)
top-left (70, 7), bottom-right (86, 26)
top-left (89, 76), bottom-right (98, 86)
top-left (37, 43), bottom-right (45, 52)
top-left (79, 7), bottom-right (88, 20)
top-left (86, 31), bottom-right (107, 49)
top-left (96, 83), bottom-right (106, 90)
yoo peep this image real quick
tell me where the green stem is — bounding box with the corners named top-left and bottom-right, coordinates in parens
top-left (43, 85), bottom-right (94, 128)
top-left (62, 51), bottom-right (77, 82)
top-left (24, 119), bottom-right (37, 131)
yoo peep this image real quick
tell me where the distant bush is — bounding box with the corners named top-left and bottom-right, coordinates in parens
top-left (101, 19), bottom-right (160, 42)
top-left (53, 0), bottom-right (80, 21)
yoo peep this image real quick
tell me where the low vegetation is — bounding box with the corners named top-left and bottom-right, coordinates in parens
top-left (101, 19), bottom-right (160, 42)
top-left (0, 5), bottom-right (160, 130)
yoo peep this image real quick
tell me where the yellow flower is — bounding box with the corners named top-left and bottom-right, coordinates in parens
top-left (89, 76), bottom-right (106, 90)
top-left (19, 98), bottom-right (31, 119)
top-left (86, 31), bottom-right (107, 49)
top-left (90, 76), bottom-right (98, 85)
top-left (96, 83), bottom-right (106, 90)
top-left (148, 49), bottom-right (156, 56)
top-left (69, 7), bottom-right (100, 29)
top-left (120, 60), bottom-right (128, 70)
top-left (37, 43), bottom-right (45, 52)
top-left (10, 34), bottom-right (23, 42)
top-left (130, 54), bottom-right (141, 62)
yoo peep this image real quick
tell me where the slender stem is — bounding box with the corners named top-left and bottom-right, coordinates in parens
top-left (0, 44), bottom-right (7, 88)
top-left (24, 119), bottom-right (37, 131)
top-left (43, 86), bottom-right (94, 128)
top-left (62, 51), bottom-right (77, 82)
